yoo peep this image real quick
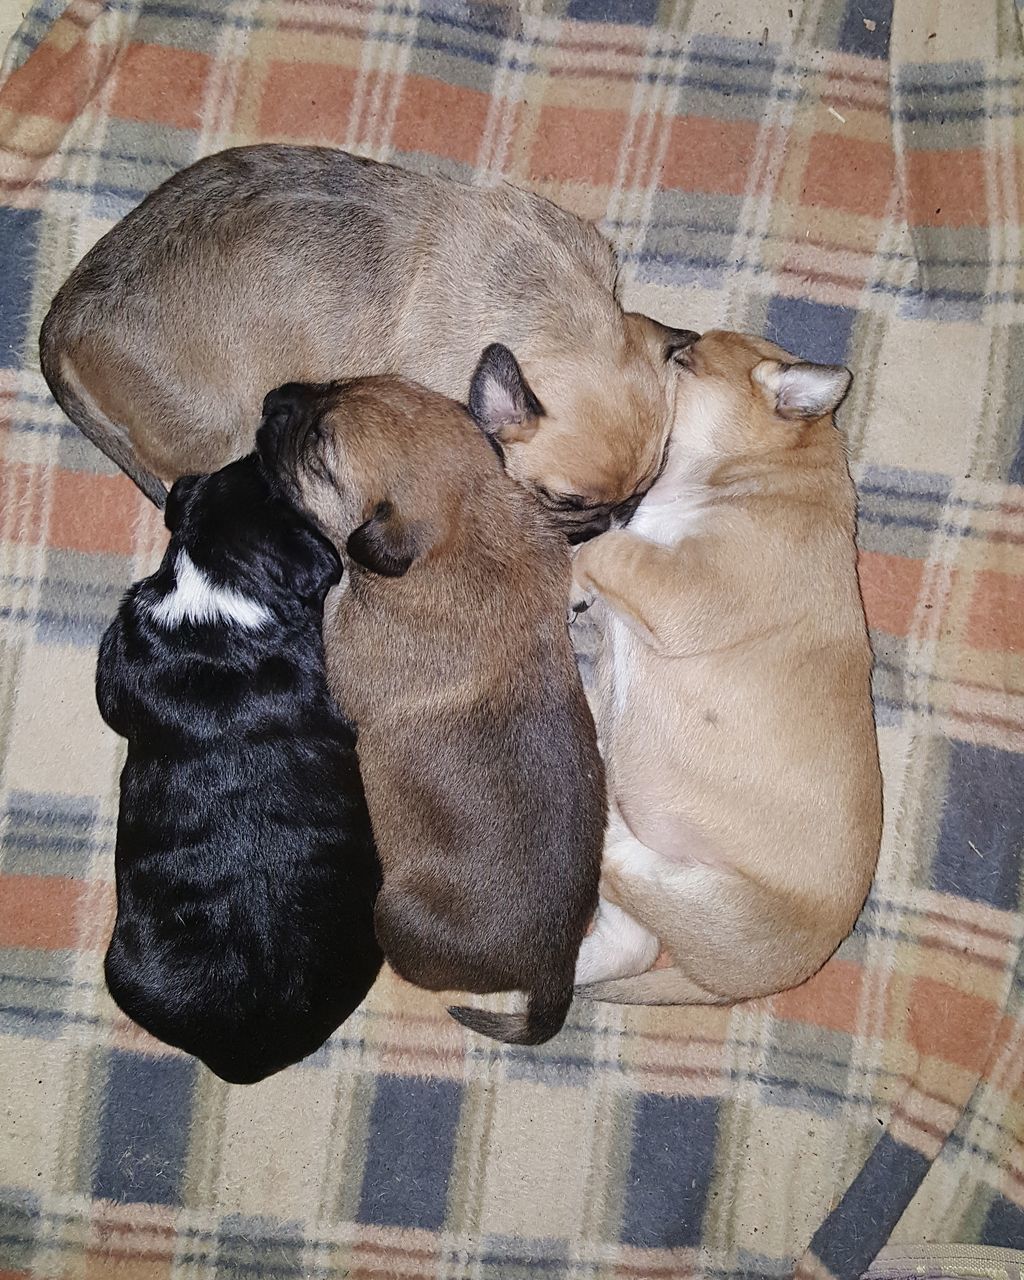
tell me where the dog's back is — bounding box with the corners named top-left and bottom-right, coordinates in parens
top-left (368, 614), bottom-right (604, 1043)
top-left (98, 458), bottom-right (382, 1081)
top-left (339, 485), bottom-right (605, 1044)
top-left (39, 145), bottom-right (638, 506)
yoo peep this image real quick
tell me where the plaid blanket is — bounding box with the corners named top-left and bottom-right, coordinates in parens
top-left (1, 1), bottom-right (1022, 1277)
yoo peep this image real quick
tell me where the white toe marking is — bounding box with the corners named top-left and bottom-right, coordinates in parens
top-left (151, 551), bottom-right (272, 630)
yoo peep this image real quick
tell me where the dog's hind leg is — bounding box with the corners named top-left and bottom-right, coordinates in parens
top-left (574, 809), bottom-right (662, 986)
top-left (589, 857), bottom-right (838, 1006)
top-left (579, 965), bottom-right (730, 1005)
top-left (574, 897), bottom-right (660, 985)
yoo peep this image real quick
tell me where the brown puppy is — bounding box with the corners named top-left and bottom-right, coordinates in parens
top-left (256, 365), bottom-right (605, 1044)
top-left (40, 145), bottom-right (683, 532)
top-left (572, 330), bottom-right (882, 1004)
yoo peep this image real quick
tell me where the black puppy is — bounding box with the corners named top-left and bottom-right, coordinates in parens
top-left (97, 454), bottom-right (382, 1084)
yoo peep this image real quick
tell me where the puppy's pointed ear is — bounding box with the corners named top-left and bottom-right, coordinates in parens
top-left (346, 502), bottom-right (421, 578)
top-left (752, 360), bottom-right (852, 421)
top-left (164, 474), bottom-right (202, 533)
top-left (662, 328), bottom-right (701, 365)
top-left (468, 344), bottom-right (544, 448)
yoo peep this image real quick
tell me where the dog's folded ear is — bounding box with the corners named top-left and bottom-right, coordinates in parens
top-left (164, 474), bottom-right (203, 533)
top-left (290, 527), bottom-right (344, 600)
top-left (346, 502), bottom-right (421, 578)
top-left (752, 360), bottom-right (853, 422)
top-left (258, 383), bottom-right (318, 463)
top-left (468, 344), bottom-right (544, 449)
top-left (624, 313), bottom-right (700, 365)
top-left (261, 383), bottom-right (309, 427)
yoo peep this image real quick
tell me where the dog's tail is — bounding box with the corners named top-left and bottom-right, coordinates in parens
top-left (39, 305), bottom-right (168, 508)
top-left (448, 974), bottom-right (573, 1046)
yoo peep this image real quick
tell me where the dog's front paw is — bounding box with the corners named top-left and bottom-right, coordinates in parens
top-left (570, 542), bottom-right (601, 614)
top-left (568, 591), bottom-right (596, 625)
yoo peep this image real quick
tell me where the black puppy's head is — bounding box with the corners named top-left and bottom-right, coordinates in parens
top-left (163, 455), bottom-right (342, 610)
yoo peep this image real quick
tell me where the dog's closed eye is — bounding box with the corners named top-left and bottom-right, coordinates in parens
top-left (536, 486), bottom-right (589, 514)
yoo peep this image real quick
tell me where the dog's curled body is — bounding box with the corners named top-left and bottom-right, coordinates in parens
top-left (573, 330), bottom-right (882, 1005)
top-left (40, 145), bottom-right (680, 527)
top-left (98, 456), bottom-right (382, 1083)
top-left (258, 376), bottom-right (606, 1044)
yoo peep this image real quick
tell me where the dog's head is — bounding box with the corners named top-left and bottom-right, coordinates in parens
top-left (257, 377), bottom-right (505, 579)
top-left (466, 321), bottom-right (693, 543)
top-left (646, 329), bottom-right (853, 493)
top-left (163, 454), bottom-right (343, 606)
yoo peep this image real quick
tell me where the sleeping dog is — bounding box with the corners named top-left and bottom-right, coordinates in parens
top-left (40, 145), bottom-right (684, 531)
top-left (257, 361), bottom-right (605, 1045)
top-left (97, 454), bottom-right (382, 1083)
top-left (572, 331), bottom-right (881, 1004)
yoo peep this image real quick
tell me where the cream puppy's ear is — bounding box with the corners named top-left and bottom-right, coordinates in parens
top-left (752, 360), bottom-right (852, 421)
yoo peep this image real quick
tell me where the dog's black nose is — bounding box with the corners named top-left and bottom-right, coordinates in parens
top-left (612, 492), bottom-right (644, 527)
top-left (567, 511), bottom-right (612, 545)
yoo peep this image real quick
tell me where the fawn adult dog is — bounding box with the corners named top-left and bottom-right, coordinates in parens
top-left (41, 144), bottom-right (686, 536)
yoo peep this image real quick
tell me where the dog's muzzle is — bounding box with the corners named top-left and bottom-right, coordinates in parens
top-left (563, 491), bottom-right (646, 544)
top-left (612, 492), bottom-right (644, 526)
top-left (567, 512), bottom-right (612, 544)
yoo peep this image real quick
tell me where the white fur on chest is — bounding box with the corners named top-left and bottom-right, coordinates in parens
top-left (629, 492), bottom-right (706, 546)
top-left (150, 551), bottom-right (272, 630)
top-left (608, 475), bottom-right (710, 708)
top-left (629, 378), bottom-right (723, 547)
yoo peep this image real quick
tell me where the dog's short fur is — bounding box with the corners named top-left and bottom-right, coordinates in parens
top-left (572, 330), bottom-right (882, 1004)
top-left (98, 455), bottom-right (382, 1082)
top-left (40, 144), bottom-right (684, 531)
top-left (257, 369), bottom-right (605, 1044)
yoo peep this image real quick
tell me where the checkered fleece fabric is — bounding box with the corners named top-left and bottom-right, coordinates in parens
top-left (0, 1), bottom-right (1022, 1277)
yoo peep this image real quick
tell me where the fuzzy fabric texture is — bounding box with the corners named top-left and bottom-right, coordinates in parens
top-left (0, 1), bottom-right (1022, 1277)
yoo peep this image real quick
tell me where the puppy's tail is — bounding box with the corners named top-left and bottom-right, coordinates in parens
top-left (39, 307), bottom-right (168, 508)
top-left (448, 976), bottom-right (573, 1046)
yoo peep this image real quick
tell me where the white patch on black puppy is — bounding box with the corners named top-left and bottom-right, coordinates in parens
top-left (151, 550), bottom-right (271, 630)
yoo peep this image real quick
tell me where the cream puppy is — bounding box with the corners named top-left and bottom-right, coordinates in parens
top-left (572, 330), bottom-right (881, 1004)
